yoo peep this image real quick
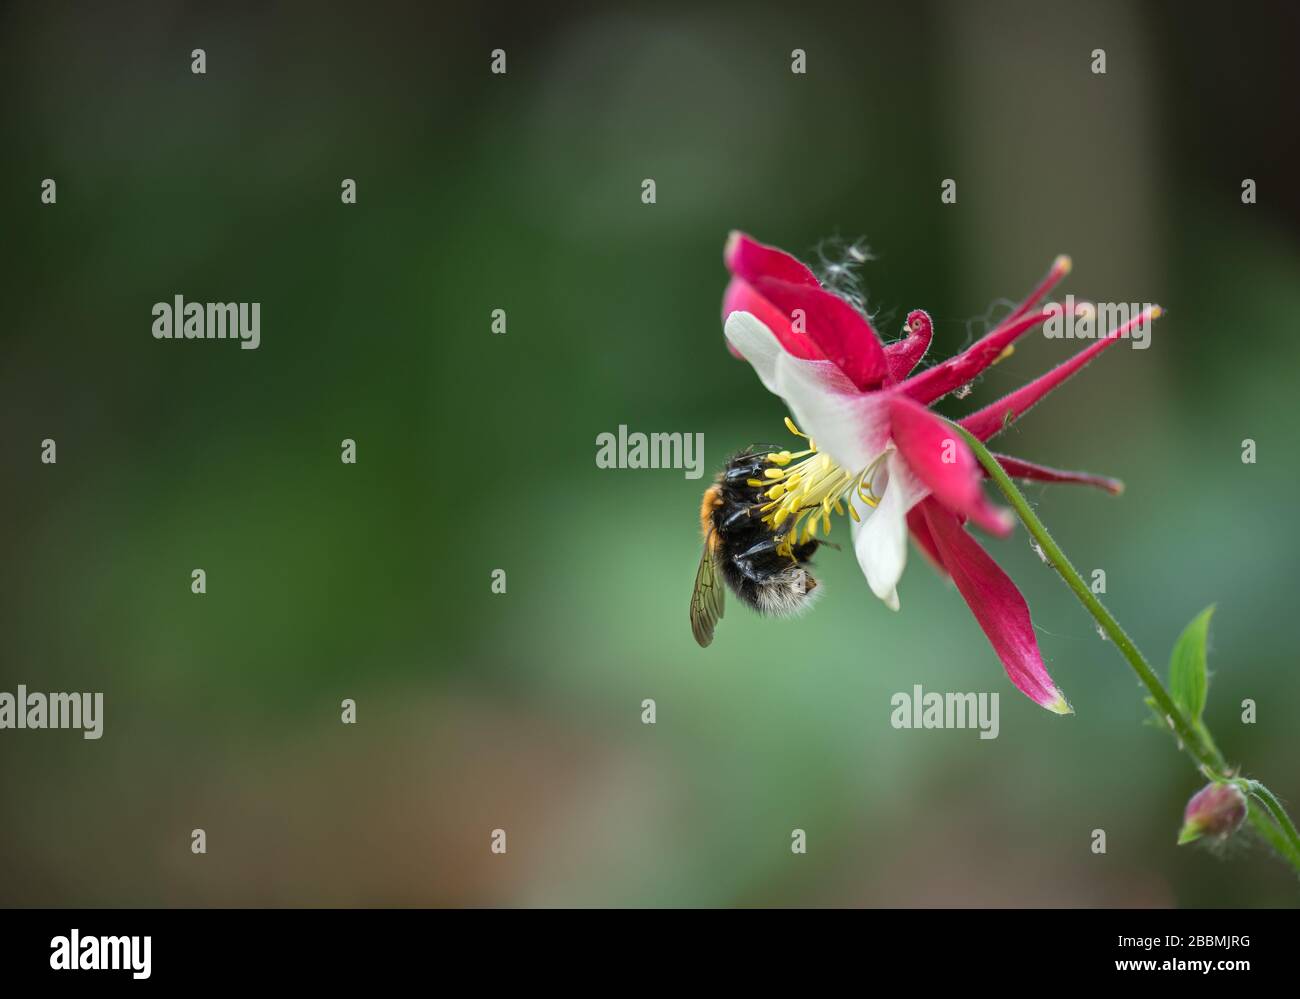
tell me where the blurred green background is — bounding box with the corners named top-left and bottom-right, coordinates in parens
top-left (2, 0), bottom-right (1298, 906)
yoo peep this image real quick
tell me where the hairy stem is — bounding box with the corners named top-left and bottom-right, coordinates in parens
top-left (1239, 781), bottom-right (1300, 869)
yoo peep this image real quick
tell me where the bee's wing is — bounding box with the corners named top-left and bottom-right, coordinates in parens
top-left (690, 535), bottom-right (725, 648)
top-left (734, 442), bottom-right (785, 458)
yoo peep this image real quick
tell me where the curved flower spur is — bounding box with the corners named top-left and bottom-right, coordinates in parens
top-left (692, 231), bottom-right (1161, 714)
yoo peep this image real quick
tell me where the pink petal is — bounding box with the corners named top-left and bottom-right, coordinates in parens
top-left (724, 230), bottom-right (823, 289)
top-left (991, 454), bottom-right (1123, 495)
top-left (906, 506), bottom-right (946, 574)
top-left (1001, 255), bottom-right (1073, 328)
top-left (888, 395), bottom-right (1013, 537)
top-left (883, 309), bottom-right (933, 383)
top-left (896, 308), bottom-right (1055, 405)
top-left (722, 276), bottom-right (826, 361)
top-left (724, 232), bottom-right (888, 390)
top-left (960, 306), bottom-right (1162, 442)
top-left (920, 498), bottom-right (1071, 714)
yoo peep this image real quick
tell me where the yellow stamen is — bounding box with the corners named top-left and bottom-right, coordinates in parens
top-left (752, 418), bottom-right (891, 543)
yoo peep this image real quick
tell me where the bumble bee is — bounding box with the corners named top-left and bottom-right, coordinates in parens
top-left (689, 447), bottom-right (822, 647)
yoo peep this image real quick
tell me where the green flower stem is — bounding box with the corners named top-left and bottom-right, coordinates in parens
top-left (1245, 801), bottom-right (1300, 869)
top-left (1238, 781), bottom-right (1300, 868)
top-left (947, 420), bottom-right (1300, 877)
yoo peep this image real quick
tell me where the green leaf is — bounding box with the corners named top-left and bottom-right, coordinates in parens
top-left (1169, 606), bottom-right (1215, 723)
top-left (1141, 695), bottom-right (1164, 729)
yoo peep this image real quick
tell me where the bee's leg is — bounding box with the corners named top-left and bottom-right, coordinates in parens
top-left (794, 539), bottom-right (836, 560)
top-left (730, 554), bottom-right (772, 584)
top-left (739, 532), bottom-right (802, 568)
top-left (734, 538), bottom-right (779, 561)
top-left (718, 506), bottom-right (754, 533)
top-left (723, 459), bottom-right (767, 484)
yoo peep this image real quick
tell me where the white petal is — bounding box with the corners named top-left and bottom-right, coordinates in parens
top-left (724, 311), bottom-right (890, 471)
top-left (723, 310), bottom-right (787, 396)
top-left (850, 454), bottom-right (926, 607)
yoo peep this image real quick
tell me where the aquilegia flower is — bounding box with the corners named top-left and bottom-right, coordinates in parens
top-left (721, 231), bottom-right (1160, 713)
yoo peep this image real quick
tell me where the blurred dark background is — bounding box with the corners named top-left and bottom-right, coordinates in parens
top-left (1, 0), bottom-right (1298, 906)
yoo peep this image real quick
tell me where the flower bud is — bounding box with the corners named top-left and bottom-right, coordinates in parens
top-left (1177, 782), bottom-right (1247, 844)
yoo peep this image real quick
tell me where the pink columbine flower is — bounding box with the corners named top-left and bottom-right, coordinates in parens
top-left (720, 231), bottom-right (1161, 713)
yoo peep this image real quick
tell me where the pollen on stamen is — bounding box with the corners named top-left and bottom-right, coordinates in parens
top-left (756, 423), bottom-right (892, 542)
